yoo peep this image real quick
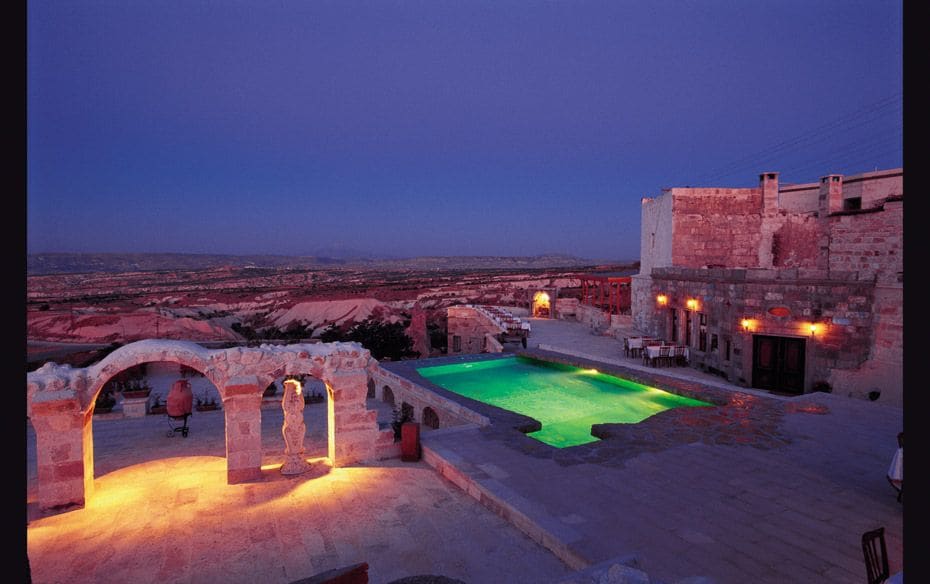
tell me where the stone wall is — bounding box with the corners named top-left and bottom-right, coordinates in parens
top-left (639, 191), bottom-right (674, 275)
top-left (647, 268), bottom-right (880, 394)
top-left (772, 213), bottom-right (822, 269)
top-left (575, 303), bottom-right (611, 332)
top-left (629, 274), bottom-right (653, 333)
top-left (371, 367), bottom-right (490, 429)
top-left (670, 187), bottom-right (763, 269)
top-left (829, 198), bottom-right (903, 284)
top-left (842, 168), bottom-right (904, 209)
top-left (554, 297), bottom-right (579, 319)
top-left (777, 182), bottom-right (820, 213)
top-left (446, 306), bottom-right (505, 355)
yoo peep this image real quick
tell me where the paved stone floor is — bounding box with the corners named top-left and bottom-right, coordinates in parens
top-left (26, 402), bottom-right (575, 584)
top-left (26, 318), bottom-right (906, 583)
top-left (421, 318), bottom-right (905, 583)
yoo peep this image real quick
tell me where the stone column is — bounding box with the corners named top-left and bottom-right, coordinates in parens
top-left (222, 375), bottom-right (263, 484)
top-left (326, 368), bottom-right (379, 467)
top-left (31, 392), bottom-right (94, 511)
top-left (280, 379), bottom-right (311, 476)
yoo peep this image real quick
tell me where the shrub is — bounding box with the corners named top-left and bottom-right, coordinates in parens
top-left (391, 402), bottom-right (415, 442)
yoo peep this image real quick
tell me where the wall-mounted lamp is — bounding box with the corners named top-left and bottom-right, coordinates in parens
top-left (809, 323), bottom-right (818, 337)
top-left (686, 298), bottom-right (699, 311)
top-left (740, 318), bottom-right (753, 332)
top-left (656, 294), bottom-right (668, 305)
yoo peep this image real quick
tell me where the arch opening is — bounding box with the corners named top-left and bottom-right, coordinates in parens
top-left (532, 291), bottom-right (551, 318)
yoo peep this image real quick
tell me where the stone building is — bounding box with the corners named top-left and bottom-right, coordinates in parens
top-left (631, 168), bottom-right (903, 404)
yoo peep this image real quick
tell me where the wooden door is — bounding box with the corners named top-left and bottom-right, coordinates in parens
top-left (752, 335), bottom-right (806, 394)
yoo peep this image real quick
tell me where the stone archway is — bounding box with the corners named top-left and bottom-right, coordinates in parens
top-left (422, 406), bottom-right (440, 429)
top-left (532, 291), bottom-right (551, 318)
top-left (27, 339), bottom-right (394, 512)
top-left (382, 386), bottom-right (395, 407)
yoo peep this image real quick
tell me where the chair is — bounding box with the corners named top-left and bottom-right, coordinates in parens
top-left (861, 527), bottom-right (889, 584)
top-left (622, 337), bottom-right (630, 358)
top-left (657, 345), bottom-right (671, 367)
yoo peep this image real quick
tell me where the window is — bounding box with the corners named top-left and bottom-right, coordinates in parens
top-left (698, 313), bottom-right (707, 352)
top-left (724, 338), bottom-right (731, 361)
top-left (710, 333), bottom-right (718, 353)
top-left (452, 335), bottom-right (462, 352)
top-left (843, 197), bottom-right (862, 211)
top-left (670, 308), bottom-right (679, 343)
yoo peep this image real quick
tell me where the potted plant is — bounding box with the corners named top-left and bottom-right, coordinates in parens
top-left (148, 395), bottom-right (167, 415)
top-left (303, 385), bottom-right (325, 405)
top-left (121, 378), bottom-right (152, 399)
top-left (94, 389), bottom-right (117, 414)
top-left (195, 392), bottom-right (220, 411)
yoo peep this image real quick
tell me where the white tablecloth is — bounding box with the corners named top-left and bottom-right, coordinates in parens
top-left (644, 345), bottom-right (689, 361)
top-left (888, 447), bottom-right (903, 484)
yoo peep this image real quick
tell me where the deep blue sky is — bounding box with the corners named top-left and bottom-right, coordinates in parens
top-left (27, 1), bottom-right (902, 261)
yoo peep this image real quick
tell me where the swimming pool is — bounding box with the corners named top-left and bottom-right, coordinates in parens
top-left (416, 356), bottom-right (712, 448)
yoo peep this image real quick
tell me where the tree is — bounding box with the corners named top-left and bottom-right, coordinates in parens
top-left (342, 318), bottom-right (418, 361)
top-left (319, 323), bottom-right (343, 343)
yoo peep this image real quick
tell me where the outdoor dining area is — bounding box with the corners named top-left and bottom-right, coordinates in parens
top-left (623, 336), bottom-right (690, 367)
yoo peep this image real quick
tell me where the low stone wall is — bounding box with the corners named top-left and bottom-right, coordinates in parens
top-left (370, 366), bottom-right (490, 430)
top-left (575, 304), bottom-right (610, 331)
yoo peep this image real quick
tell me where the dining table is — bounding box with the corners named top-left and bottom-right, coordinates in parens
top-left (887, 446), bottom-right (903, 501)
top-left (643, 344), bottom-right (689, 366)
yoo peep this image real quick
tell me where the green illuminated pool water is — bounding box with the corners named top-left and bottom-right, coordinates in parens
top-left (416, 356), bottom-right (711, 448)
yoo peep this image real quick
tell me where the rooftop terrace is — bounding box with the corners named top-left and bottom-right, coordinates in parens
top-left (26, 317), bottom-right (904, 583)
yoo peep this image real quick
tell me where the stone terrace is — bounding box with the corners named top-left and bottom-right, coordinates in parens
top-left (26, 318), bottom-right (905, 583)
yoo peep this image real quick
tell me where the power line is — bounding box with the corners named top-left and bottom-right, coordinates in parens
top-left (692, 93), bottom-right (903, 185)
top-left (776, 130), bottom-right (902, 179)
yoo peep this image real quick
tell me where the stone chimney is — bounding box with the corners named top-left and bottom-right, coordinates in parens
top-left (818, 174), bottom-right (843, 215)
top-left (757, 172), bottom-right (779, 268)
top-left (760, 172), bottom-right (779, 215)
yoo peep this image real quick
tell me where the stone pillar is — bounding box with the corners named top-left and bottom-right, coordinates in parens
top-left (757, 172), bottom-right (780, 268)
top-left (222, 375), bottom-right (263, 484)
top-left (280, 379), bottom-right (311, 476)
top-left (31, 392), bottom-right (94, 511)
top-left (326, 369), bottom-right (380, 467)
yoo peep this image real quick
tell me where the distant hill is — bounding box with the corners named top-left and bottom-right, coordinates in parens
top-left (27, 252), bottom-right (634, 275)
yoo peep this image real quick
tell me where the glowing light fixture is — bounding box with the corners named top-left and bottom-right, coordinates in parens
top-left (740, 319), bottom-right (753, 332)
top-left (686, 298), bottom-right (698, 310)
top-left (656, 294), bottom-right (668, 305)
top-left (809, 323), bottom-right (818, 336)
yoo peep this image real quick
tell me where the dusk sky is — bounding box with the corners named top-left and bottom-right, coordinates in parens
top-left (27, 1), bottom-right (903, 261)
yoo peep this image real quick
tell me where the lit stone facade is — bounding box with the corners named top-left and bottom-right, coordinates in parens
top-left (632, 168), bottom-right (902, 403)
top-left (26, 339), bottom-right (396, 511)
top-left (446, 305), bottom-right (508, 355)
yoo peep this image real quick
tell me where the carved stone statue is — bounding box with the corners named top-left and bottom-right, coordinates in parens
top-left (280, 378), bottom-right (311, 475)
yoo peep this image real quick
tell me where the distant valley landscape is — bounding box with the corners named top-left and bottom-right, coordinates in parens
top-left (26, 252), bottom-right (638, 367)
